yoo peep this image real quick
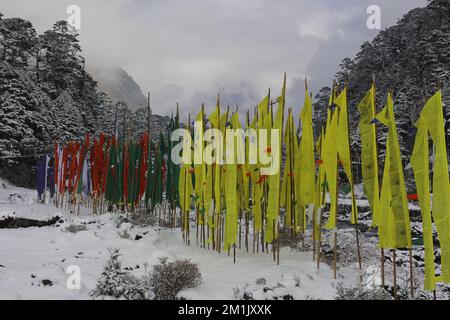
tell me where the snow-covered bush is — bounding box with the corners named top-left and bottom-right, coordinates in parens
top-left (277, 227), bottom-right (312, 251)
top-left (129, 210), bottom-right (158, 227)
top-left (91, 249), bottom-right (153, 300)
top-left (64, 224), bottom-right (88, 233)
top-left (334, 283), bottom-right (392, 300)
top-left (118, 228), bottom-right (131, 239)
top-left (150, 257), bottom-right (201, 300)
top-left (233, 283), bottom-right (294, 300)
top-left (114, 211), bottom-right (157, 228)
top-left (320, 229), bottom-right (378, 267)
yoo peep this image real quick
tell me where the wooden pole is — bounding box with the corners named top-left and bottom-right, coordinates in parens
top-left (288, 108), bottom-right (296, 236)
top-left (381, 248), bottom-right (385, 288)
top-left (196, 206), bottom-right (199, 244)
top-left (317, 126), bottom-right (327, 271)
top-left (276, 73), bottom-right (286, 265)
top-left (183, 114), bottom-right (191, 245)
top-left (277, 219), bottom-right (280, 265)
top-left (331, 80), bottom-right (339, 280)
top-left (239, 209), bottom-right (242, 250)
top-left (393, 249), bottom-right (397, 299)
top-left (370, 76), bottom-right (386, 289)
top-left (409, 247), bottom-right (414, 297)
top-left (272, 219), bottom-right (276, 262)
top-left (343, 82), bottom-right (363, 281)
top-left (245, 110), bottom-right (251, 253)
top-left (201, 104), bottom-right (207, 250)
top-left (333, 229), bottom-right (338, 280)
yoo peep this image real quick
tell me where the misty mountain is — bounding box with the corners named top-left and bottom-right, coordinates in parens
top-left (0, 15), bottom-right (170, 187)
top-left (87, 65), bottom-right (148, 111)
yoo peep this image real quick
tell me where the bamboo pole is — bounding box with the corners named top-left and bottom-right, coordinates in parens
top-left (272, 219), bottom-right (276, 262)
top-left (200, 104), bottom-right (207, 250)
top-left (317, 128), bottom-right (327, 271)
top-left (182, 114), bottom-right (191, 245)
top-left (196, 206), bottom-right (199, 245)
top-left (277, 219), bottom-right (280, 265)
top-left (343, 82), bottom-right (363, 281)
top-left (331, 81), bottom-right (339, 280)
top-left (261, 88), bottom-right (270, 252)
top-left (333, 229), bottom-right (338, 280)
top-left (288, 108), bottom-right (296, 235)
top-left (381, 248), bottom-right (385, 287)
top-left (393, 249), bottom-right (397, 299)
top-left (370, 76), bottom-right (386, 289)
top-left (239, 210), bottom-right (242, 250)
top-left (409, 247), bottom-right (414, 297)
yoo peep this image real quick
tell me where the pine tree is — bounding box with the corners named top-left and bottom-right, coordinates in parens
top-left (313, 0), bottom-right (450, 174)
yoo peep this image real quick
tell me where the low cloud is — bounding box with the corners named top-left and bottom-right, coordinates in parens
top-left (1, 0), bottom-right (427, 119)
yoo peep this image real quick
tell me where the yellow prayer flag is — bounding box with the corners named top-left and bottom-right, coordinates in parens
top-left (411, 117), bottom-right (439, 290)
top-left (377, 92), bottom-right (411, 249)
top-left (357, 84), bottom-right (381, 226)
top-left (335, 87), bottom-right (358, 224)
top-left (419, 90), bottom-right (450, 283)
top-left (298, 90), bottom-right (316, 208)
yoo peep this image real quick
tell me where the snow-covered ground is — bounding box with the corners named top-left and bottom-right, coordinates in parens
top-left (0, 179), bottom-right (365, 300)
top-left (2, 178), bottom-right (445, 300)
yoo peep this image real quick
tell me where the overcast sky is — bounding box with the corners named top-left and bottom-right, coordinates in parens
top-left (2, 0), bottom-right (427, 117)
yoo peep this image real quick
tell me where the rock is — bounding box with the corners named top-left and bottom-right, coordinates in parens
top-left (256, 278), bottom-right (267, 285)
top-left (0, 216), bottom-right (61, 229)
top-left (135, 233), bottom-right (144, 241)
top-left (41, 279), bottom-right (53, 287)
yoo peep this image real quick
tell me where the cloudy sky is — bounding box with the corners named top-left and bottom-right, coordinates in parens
top-left (2, 0), bottom-right (427, 117)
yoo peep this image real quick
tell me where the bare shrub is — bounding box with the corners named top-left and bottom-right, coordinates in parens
top-left (118, 228), bottom-right (131, 239)
top-left (129, 210), bottom-right (158, 227)
top-left (233, 283), bottom-right (294, 300)
top-left (64, 224), bottom-right (88, 233)
top-left (277, 227), bottom-right (311, 251)
top-left (150, 257), bottom-right (202, 300)
top-left (335, 283), bottom-right (392, 300)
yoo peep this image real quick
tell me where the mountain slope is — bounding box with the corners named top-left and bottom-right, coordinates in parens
top-left (87, 65), bottom-right (147, 111)
top-left (313, 0), bottom-right (450, 163)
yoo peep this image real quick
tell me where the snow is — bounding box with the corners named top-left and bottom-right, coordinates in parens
top-left (3, 178), bottom-right (445, 300)
top-left (0, 178), bottom-right (360, 300)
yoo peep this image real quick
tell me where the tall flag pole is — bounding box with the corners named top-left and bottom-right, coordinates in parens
top-left (358, 79), bottom-right (383, 283)
top-left (411, 89), bottom-right (450, 293)
top-left (339, 83), bottom-right (363, 278)
top-left (322, 81), bottom-right (339, 278)
top-left (224, 112), bottom-right (239, 261)
top-left (314, 127), bottom-right (326, 267)
top-left (193, 107), bottom-right (205, 244)
top-left (281, 109), bottom-right (294, 231)
top-left (266, 73), bottom-right (285, 264)
top-left (376, 90), bottom-right (412, 298)
top-left (179, 113), bottom-right (193, 244)
top-left (297, 79), bottom-right (316, 234)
